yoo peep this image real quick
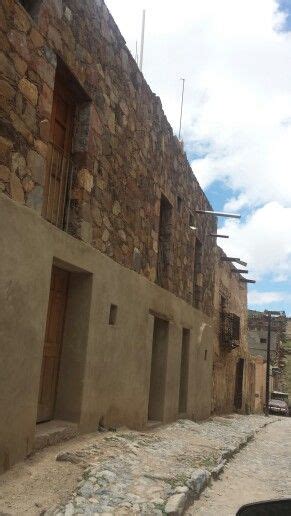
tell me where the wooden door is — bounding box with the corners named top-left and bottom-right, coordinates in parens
top-left (43, 74), bottom-right (75, 227)
top-left (37, 266), bottom-right (70, 423)
top-left (234, 358), bottom-right (244, 411)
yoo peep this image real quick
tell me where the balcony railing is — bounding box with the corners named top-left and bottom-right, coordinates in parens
top-left (42, 143), bottom-right (75, 231)
top-left (220, 312), bottom-right (240, 350)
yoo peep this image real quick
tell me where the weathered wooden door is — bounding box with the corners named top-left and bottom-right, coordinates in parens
top-left (37, 266), bottom-right (70, 423)
top-left (234, 358), bottom-right (244, 411)
top-left (42, 73), bottom-right (75, 228)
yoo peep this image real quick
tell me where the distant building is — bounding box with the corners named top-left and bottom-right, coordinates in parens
top-left (248, 311), bottom-right (277, 361)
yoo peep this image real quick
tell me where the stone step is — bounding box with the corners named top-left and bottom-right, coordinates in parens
top-left (34, 420), bottom-right (78, 452)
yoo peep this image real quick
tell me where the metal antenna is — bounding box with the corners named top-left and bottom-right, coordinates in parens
top-left (178, 78), bottom-right (185, 140)
top-left (135, 41), bottom-right (139, 64)
top-left (139, 10), bottom-right (146, 71)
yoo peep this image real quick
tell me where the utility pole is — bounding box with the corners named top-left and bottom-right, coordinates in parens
top-left (139, 10), bottom-right (146, 71)
top-left (265, 312), bottom-right (271, 416)
top-left (264, 310), bottom-right (282, 416)
top-left (178, 78), bottom-right (185, 141)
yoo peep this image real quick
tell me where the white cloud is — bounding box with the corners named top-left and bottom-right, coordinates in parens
top-left (219, 202), bottom-right (291, 279)
top-left (248, 290), bottom-right (287, 305)
top-left (106, 0), bottom-right (291, 209)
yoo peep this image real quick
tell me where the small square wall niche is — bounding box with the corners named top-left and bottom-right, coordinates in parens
top-left (109, 304), bottom-right (118, 325)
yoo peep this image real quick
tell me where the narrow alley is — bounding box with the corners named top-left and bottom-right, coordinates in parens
top-left (187, 418), bottom-right (291, 515)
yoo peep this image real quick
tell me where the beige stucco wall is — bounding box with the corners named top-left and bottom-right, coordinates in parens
top-left (254, 356), bottom-right (266, 413)
top-left (0, 194), bottom-right (214, 472)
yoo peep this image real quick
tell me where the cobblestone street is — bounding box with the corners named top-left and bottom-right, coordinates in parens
top-left (0, 415), bottom-right (277, 515)
top-left (187, 418), bottom-right (291, 515)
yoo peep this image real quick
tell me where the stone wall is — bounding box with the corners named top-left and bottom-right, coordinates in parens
top-left (212, 247), bottom-right (256, 414)
top-left (0, 0), bottom-right (217, 314)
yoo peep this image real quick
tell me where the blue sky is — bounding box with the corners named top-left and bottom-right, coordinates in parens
top-left (107, 0), bottom-right (291, 315)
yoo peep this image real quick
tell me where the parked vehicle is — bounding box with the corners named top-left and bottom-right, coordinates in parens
top-left (268, 397), bottom-right (289, 416)
top-left (271, 390), bottom-right (289, 403)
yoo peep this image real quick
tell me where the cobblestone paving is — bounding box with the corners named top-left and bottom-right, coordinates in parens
top-left (43, 415), bottom-right (278, 515)
top-left (187, 418), bottom-right (291, 515)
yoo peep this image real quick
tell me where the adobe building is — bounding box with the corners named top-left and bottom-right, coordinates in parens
top-left (0, 0), bottom-right (222, 472)
top-left (212, 248), bottom-right (257, 414)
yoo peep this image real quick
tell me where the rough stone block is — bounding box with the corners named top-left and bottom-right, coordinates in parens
top-left (0, 136), bottom-right (13, 159)
top-left (78, 168), bottom-right (94, 193)
top-left (19, 78), bottom-right (38, 106)
top-left (11, 152), bottom-right (26, 177)
top-left (187, 469), bottom-right (210, 497)
top-left (10, 172), bottom-right (24, 204)
top-left (0, 165), bottom-right (9, 182)
top-left (0, 79), bottom-right (15, 99)
top-left (27, 150), bottom-right (46, 185)
top-left (164, 493), bottom-right (186, 515)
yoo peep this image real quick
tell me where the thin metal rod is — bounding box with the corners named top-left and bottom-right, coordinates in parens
top-left (209, 234), bottom-right (229, 239)
top-left (178, 78), bottom-right (185, 140)
top-left (56, 153), bottom-right (65, 228)
top-left (265, 313), bottom-right (271, 416)
top-left (135, 41), bottom-right (139, 63)
top-left (196, 209), bottom-right (241, 219)
top-left (239, 278), bottom-right (256, 283)
top-left (231, 269), bottom-right (249, 274)
top-left (65, 162), bottom-right (74, 232)
top-left (139, 10), bottom-right (146, 71)
top-left (45, 144), bottom-right (54, 220)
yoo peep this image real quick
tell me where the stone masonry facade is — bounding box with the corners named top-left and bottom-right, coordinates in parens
top-left (212, 247), bottom-right (255, 414)
top-left (0, 0), bottom-right (217, 314)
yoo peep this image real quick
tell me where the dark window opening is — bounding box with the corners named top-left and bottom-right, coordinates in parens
top-left (232, 314), bottom-right (240, 340)
top-left (189, 213), bottom-right (195, 227)
top-left (220, 310), bottom-right (240, 351)
top-left (109, 304), bottom-right (118, 325)
top-left (193, 238), bottom-right (203, 309)
top-left (156, 195), bottom-right (173, 288)
top-left (179, 328), bottom-right (190, 414)
top-left (177, 196), bottom-right (182, 213)
top-left (260, 338), bottom-right (267, 344)
top-left (19, 0), bottom-right (41, 15)
top-left (148, 317), bottom-right (169, 421)
top-left (204, 349), bottom-right (208, 361)
top-left (234, 358), bottom-right (244, 410)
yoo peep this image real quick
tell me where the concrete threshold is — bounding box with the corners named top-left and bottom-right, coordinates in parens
top-left (34, 420), bottom-right (78, 452)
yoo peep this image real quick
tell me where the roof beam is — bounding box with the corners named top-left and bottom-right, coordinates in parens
top-left (221, 257), bottom-right (248, 267)
top-left (208, 233), bottom-right (229, 239)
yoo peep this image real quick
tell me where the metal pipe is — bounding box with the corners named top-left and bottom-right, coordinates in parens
top-left (139, 10), bottom-right (146, 71)
top-left (56, 153), bottom-right (65, 228)
top-left (231, 269), bottom-right (249, 274)
top-left (196, 209), bottom-right (241, 219)
top-left (239, 278), bottom-right (256, 283)
top-left (178, 78), bottom-right (185, 141)
top-left (209, 234), bottom-right (229, 238)
top-left (65, 162), bottom-right (74, 233)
